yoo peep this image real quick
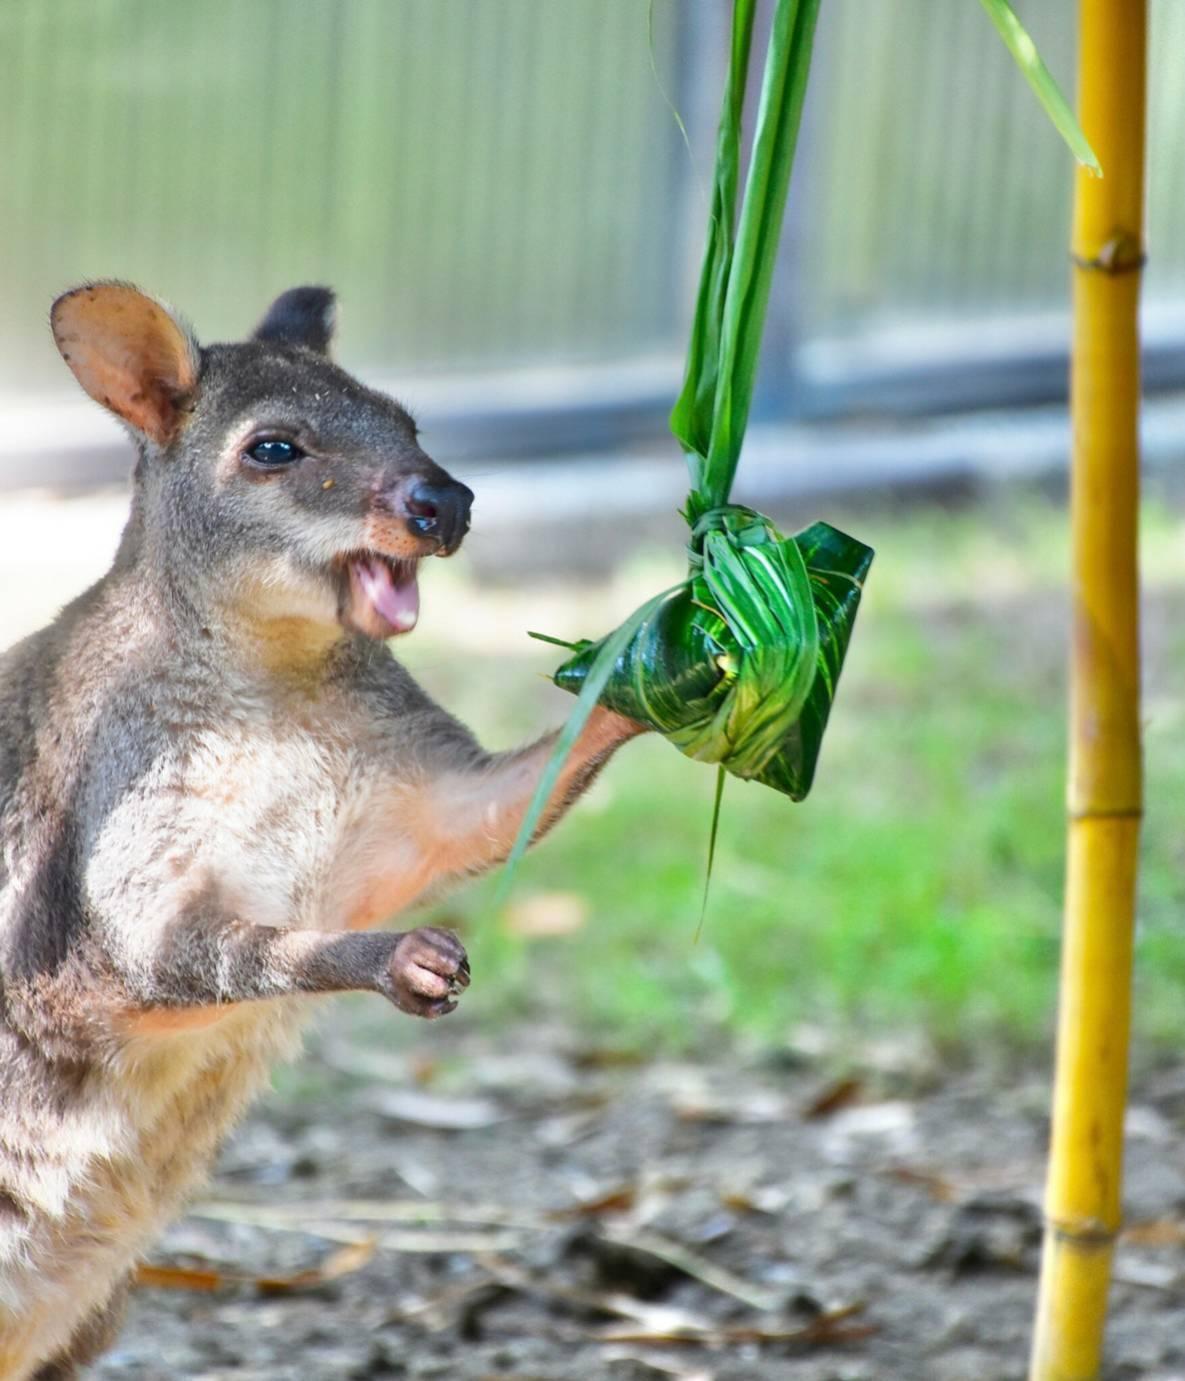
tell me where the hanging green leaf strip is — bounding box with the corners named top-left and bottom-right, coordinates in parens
top-left (670, 0), bottom-right (757, 476)
top-left (978, 0), bottom-right (1102, 175)
top-left (703, 0), bottom-right (823, 507)
top-left (673, 0), bottom-right (823, 516)
top-left (554, 514), bottom-right (873, 802)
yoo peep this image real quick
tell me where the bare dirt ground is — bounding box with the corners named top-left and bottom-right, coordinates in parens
top-left (97, 1022), bottom-right (1185, 1381)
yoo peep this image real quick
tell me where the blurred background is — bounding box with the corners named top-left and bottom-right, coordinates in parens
top-left (4, 0), bottom-right (1185, 1057)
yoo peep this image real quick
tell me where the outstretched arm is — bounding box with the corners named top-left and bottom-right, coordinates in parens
top-left (415, 706), bottom-right (646, 881)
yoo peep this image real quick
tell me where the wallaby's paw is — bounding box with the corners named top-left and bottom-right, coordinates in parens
top-left (383, 927), bottom-right (470, 1018)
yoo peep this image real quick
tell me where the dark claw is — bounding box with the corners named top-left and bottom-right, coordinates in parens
top-left (449, 959), bottom-right (472, 994)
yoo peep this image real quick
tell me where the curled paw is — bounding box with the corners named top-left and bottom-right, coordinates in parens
top-left (382, 926), bottom-right (470, 1018)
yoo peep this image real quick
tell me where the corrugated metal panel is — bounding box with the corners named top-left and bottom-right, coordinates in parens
top-left (0, 0), bottom-right (689, 390)
top-left (0, 0), bottom-right (1182, 434)
top-left (798, 0), bottom-right (1185, 337)
top-left (1147, 0), bottom-right (1185, 298)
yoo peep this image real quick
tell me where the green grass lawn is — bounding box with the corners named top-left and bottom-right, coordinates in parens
top-left (366, 486), bottom-right (1185, 1058)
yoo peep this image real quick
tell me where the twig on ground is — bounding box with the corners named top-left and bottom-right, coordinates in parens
top-left (597, 1227), bottom-right (782, 1313)
top-left (196, 1196), bottom-right (541, 1230)
top-left (593, 1301), bottom-right (875, 1348)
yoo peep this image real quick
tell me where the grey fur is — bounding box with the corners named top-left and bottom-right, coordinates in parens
top-left (0, 283), bottom-right (640, 1376)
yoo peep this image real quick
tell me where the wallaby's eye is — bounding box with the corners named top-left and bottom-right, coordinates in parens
top-left (244, 438), bottom-right (304, 468)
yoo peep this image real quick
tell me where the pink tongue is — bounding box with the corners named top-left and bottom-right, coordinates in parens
top-left (357, 558), bottom-right (419, 633)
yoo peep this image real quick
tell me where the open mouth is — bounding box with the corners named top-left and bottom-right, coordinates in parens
top-left (341, 552), bottom-right (421, 639)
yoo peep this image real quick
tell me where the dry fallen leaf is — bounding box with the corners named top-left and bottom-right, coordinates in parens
top-left (568, 1046), bottom-right (647, 1070)
top-left (803, 1075), bottom-right (864, 1119)
top-left (255, 1239), bottom-right (376, 1294)
top-left (1121, 1218), bottom-right (1185, 1248)
top-left (719, 1185), bottom-right (792, 1216)
top-left (596, 1228), bottom-right (782, 1314)
top-left (594, 1302), bottom-right (875, 1348)
top-left (136, 1238), bottom-right (375, 1296)
top-left (502, 890), bottom-right (589, 937)
top-left (671, 1089), bottom-right (788, 1125)
top-left (546, 1184), bottom-right (638, 1221)
top-left (884, 1164), bottom-right (959, 1202)
top-left (195, 1196), bottom-right (544, 1233)
top-left (473, 1252), bottom-right (699, 1331)
top-left (370, 1087), bottom-right (507, 1129)
top-left (135, 1263), bottom-right (223, 1293)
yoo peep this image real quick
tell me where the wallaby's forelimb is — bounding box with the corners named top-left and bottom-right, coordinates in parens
top-left (118, 913), bottom-right (468, 1020)
top-left (425, 706), bottom-right (645, 872)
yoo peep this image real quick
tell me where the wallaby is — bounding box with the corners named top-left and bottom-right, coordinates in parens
top-left (0, 283), bottom-right (643, 1378)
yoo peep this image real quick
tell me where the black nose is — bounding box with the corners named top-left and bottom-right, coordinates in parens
top-left (405, 479), bottom-right (474, 554)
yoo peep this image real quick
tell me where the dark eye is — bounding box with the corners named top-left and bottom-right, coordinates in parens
top-left (245, 438), bottom-right (304, 467)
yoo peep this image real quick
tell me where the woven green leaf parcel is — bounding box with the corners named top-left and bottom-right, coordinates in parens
top-left (550, 509), bottom-right (871, 801)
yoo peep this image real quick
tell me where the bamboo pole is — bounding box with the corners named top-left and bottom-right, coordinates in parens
top-left (1029, 3), bottom-right (1147, 1378)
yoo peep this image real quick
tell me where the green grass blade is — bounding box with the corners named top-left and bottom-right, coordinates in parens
top-left (977, 0), bottom-right (1101, 175)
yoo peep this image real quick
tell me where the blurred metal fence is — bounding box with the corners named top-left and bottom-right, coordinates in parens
top-left (0, 0), bottom-right (693, 386)
top-left (785, 0), bottom-right (1185, 415)
top-left (0, 0), bottom-right (1183, 468)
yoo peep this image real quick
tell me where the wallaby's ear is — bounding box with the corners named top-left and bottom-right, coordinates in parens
top-left (51, 283), bottom-right (200, 446)
top-left (253, 286), bottom-right (336, 355)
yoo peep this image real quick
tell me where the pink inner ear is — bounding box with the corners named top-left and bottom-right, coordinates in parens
top-left (52, 286), bottom-right (199, 445)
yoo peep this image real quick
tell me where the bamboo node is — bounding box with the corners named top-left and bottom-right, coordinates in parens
top-left (1066, 805), bottom-right (1143, 822)
top-left (1071, 230), bottom-right (1145, 275)
top-left (1047, 1214), bottom-right (1117, 1251)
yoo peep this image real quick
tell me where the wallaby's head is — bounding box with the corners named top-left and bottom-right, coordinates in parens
top-left (51, 282), bottom-right (474, 640)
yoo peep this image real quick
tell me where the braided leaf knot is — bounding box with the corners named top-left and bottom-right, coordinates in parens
top-left (553, 506), bottom-right (872, 801)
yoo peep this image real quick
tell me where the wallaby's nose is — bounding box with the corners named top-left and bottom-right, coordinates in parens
top-left (405, 479), bottom-right (474, 555)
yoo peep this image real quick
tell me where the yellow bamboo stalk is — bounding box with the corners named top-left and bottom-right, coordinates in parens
top-left (1029, 3), bottom-right (1147, 1378)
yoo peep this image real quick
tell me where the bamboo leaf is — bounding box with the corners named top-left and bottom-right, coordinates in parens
top-left (977, 0), bottom-right (1101, 175)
